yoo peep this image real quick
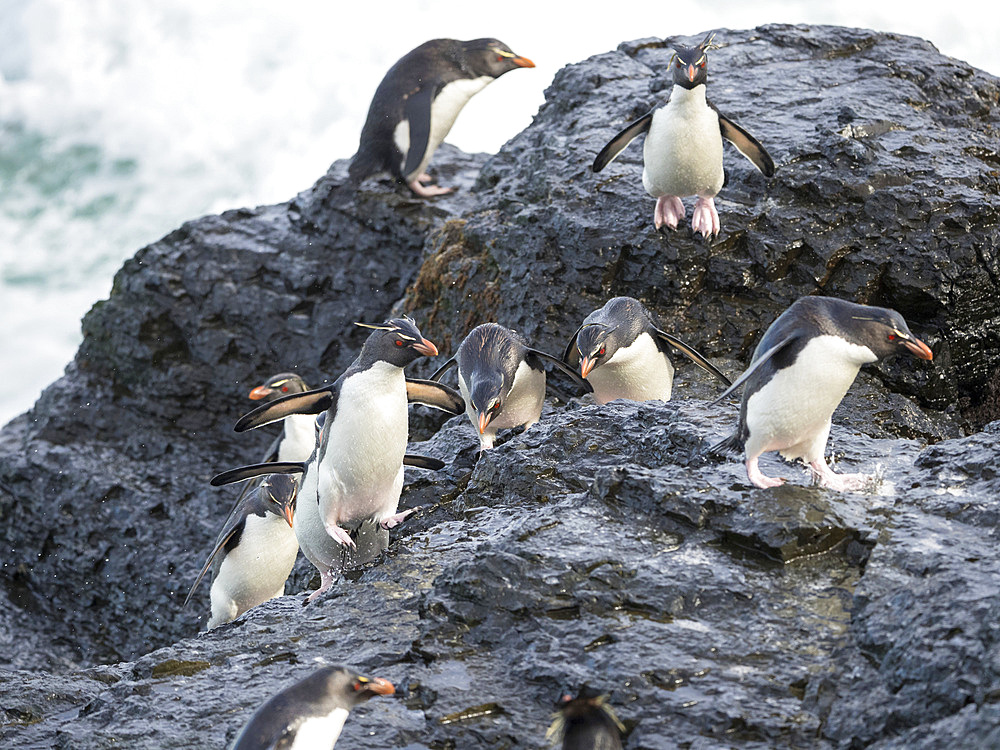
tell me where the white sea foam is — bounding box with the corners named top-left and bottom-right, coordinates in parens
top-left (0, 0), bottom-right (995, 425)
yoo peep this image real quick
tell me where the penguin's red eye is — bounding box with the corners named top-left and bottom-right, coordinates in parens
top-left (281, 386), bottom-right (288, 392)
top-left (496, 55), bottom-right (504, 62)
top-left (888, 334), bottom-right (896, 341)
top-left (395, 339), bottom-right (404, 346)
top-left (599, 346), bottom-right (606, 356)
top-left (699, 61), bottom-right (706, 68)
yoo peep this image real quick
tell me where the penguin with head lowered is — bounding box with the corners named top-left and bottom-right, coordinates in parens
top-left (564, 296), bottom-right (731, 403)
top-left (546, 687), bottom-right (625, 750)
top-left (349, 38), bottom-right (534, 197)
top-left (230, 665), bottom-right (394, 750)
top-left (592, 32), bottom-right (774, 238)
top-left (711, 296), bottom-right (934, 490)
top-left (214, 317), bottom-right (453, 600)
top-left (431, 323), bottom-right (591, 451)
top-left (183, 473), bottom-right (299, 629)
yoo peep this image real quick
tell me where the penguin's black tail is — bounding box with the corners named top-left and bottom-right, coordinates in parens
top-left (708, 431), bottom-right (742, 458)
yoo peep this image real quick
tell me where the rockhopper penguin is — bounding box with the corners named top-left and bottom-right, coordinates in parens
top-left (349, 38), bottom-right (534, 197)
top-left (564, 296), bottom-right (731, 403)
top-left (592, 32), bottom-right (774, 238)
top-left (546, 686), bottom-right (625, 750)
top-left (711, 296), bottom-right (933, 490)
top-left (230, 665), bottom-right (394, 749)
top-left (431, 322), bottom-right (591, 451)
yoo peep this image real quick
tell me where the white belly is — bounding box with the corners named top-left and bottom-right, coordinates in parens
top-left (394, 76), bottom-right (493, 180)
top-left (287, 707), bottom-right (349, 750)
top-left (642, 85), bottom-right (724, 199)
top-left (743, 336), bottom-right (875, 462)
top-left (277, 413), bottom-right (317, 463)
top-left (587, 333), bottom-right (674, 404)
top-left (208, 513), bottom-right (298, 628)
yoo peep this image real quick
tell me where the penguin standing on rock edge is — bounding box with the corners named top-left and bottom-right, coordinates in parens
top-left (592, 32), bottom-right (774, 238)
top-left (711, 296), bottom-right (934, 490)
top-left (349, 38), bottom-right (535, 197)
top-left (229, 665), bottom-right (395, 750)
top-left (564, 296), bottom-right (731, 403)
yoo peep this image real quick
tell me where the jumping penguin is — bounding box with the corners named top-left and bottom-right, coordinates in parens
top-left (711, 296), bottom-right (933, 490)
top-left (546, 687), bottom-right (625, 750)
top-left (349, 38), bottom-right (534, 197)
top-left (431, 323), bottom-right (591, 450)
top-left (230, 665), bottom-right (394, 750)
top-left (183, 473), bottom-right (299, 629)
top-left (564, 296), bottom-right (731, 403)
top-left (592, 32), bottom-right (774, 238)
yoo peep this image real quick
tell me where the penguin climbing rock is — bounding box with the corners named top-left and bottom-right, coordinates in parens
top-left (184, 473), bottom-right (299, 629)
top-left (349, 38), bottom-right (534, 197)
top-left (230, 665), bottom-right (394, 749)
top-left (431, 322), bottom-right (591, 450)
top-left (711, 296), bottom-right (933, 490)
top-left (546, 687), bottom-right (625, 750)
top-left (592, 32), bottom-right (774, 238)
top-left (564, 296), bottom-right (730, 403)
top-left (223, 317), bottom-right (445, 600)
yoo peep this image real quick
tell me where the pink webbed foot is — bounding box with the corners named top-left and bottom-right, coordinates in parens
top-left (407, 176), bottom-right (455, 198)
top-left (691, 196), bottom-right (720, 238)
top-left (654, 195), bottom-right (685, 230)
top-left (380, 506), bottom-right (423, 530)
top-left (324, 521), bottom-right (357, 549)
top-left (746, 456), bottom-right (784, 488)
top-left (306, 568), bottom-right (338, 603)
top-left (809, 460), bottom-right (870, 492)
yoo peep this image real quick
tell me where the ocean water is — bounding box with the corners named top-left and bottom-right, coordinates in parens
top-left (1, 0), bottom-right (996, 426)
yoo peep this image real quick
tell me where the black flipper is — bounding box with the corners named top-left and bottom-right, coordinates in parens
top-left (211, 462), bottom-right (306, 487)
top-left (403, 454), bottom-right (445, 471)
top-left (562, 326), bottom-right (584, 368)
top-left (429, 357), bottom-right (458, 383)
top-left (406, 378), bottom-right (465, 414)
top-left (592, 111), bottom-right (654, 173)
top-left (183, 510), bottom-right (245, 608)
top-left (234, 388), bottom-right (335, 433)
top-left (710, 337), bottom-right (798, 405)
top-left (402, 84), bottom-right (436, 179)
top-left (717, 113), bottom-right (775, 177)
top-left (526, 348), bottom-right (594, 393)
top-left (653, 329), bottom-right (732, 387)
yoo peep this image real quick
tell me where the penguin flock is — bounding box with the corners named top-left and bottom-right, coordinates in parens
top-left (183, 32), bottom-right (937, 749)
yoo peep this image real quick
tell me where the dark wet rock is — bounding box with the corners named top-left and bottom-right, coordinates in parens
top-left (2, 24), bottom-right (1000, 750)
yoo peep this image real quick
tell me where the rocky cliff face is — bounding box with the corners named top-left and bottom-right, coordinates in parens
top-left (2, 24), bottom-right (1000, 749)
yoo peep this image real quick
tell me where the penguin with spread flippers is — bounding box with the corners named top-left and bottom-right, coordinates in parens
top-left (230, 666), bottom-right (394, 749)
top-left (349, 38), bottom-right (534, 197)
top-left (564, 296), bottom-right (730, 403)
top-left (710, 296), bottom-right (933, 490)
top-left (546, 686), bottom-right (625, 750)
top-left (592, 32), bottom-right (774, 238)
top-left (184, 473), bottom-right (299, 629)
top-left (431, 323), bottom-right (591, 450)
top-left (220, 317), bottom-right (447, 600)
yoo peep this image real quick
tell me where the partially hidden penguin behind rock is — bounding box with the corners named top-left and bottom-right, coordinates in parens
top-left (229, 665), bottom-right (394, 749)
top-left (564, 296), bottom-right (731, 403)
top-left (349, 38), bottom-right (534, 197)
top-left (183, 473), bottom-right (299, 629)
top-left (248, 372), bottom-right (316, 464)
top-left (711, 296), bottom-right (934, 490)
top-left (430, 322), bottom-right (592, 451)
top-left (212, 318), bottom-right (454, 601)
top-left (592, 32), bottom-right (774, 238)
top-left (546, 686), bottom-right (626, 750)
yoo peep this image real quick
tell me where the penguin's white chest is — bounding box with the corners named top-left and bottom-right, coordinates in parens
top-left (287, 706), bottom-right (350, 750)
top-left (642, 85), bottom-right (725, 199)
top-left (395, 76), bottom-right (494, 180)
top-left (744, 335), bottom-right (876, 460)
top-left (587, 333), bottom-right (674, 404)
top-left (278, 413), bottom-right (317, 463)
top-left (316, 362), bottom-right (408, 524)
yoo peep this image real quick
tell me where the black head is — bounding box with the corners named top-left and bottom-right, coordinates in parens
top-left (670, 31), bottom-right (718, 89)
top-left (459, 38), bottom-right (535, 78)
top-left (355, 316), bottom-right (439, 369)
top-left (259, 473), bottom-right (298, 529)
top-left (834, 303), bottom-right (934, 362)
top-left (548, 686), bottom-right (625, 749)
top-left (574, 297), bottom-right (650, 377)
top-left (316, 666), bottom-right (396, 709)
top-left (248, 372), bottom-right (309, 402)
top-left (457, 323), bottom-right (525, 434)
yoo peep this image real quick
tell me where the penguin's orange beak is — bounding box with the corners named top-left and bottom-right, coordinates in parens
top-left (580, 356), bottom-right (596, 379)
top-left (281, 504), bottom-right (294, 529)
top-left (903, 337), bottom-right (933, 360)
top-left (364, 677), bottom-right (396, 696)
top-left (511, 55), bottom-right (535, 68)
top-left (687, 64), bottom-right (697, 82)
top-left (477, 411), bottom-right (491, 435)
top-left (412, 338), bottom-right (439, 357)
top-left (248, 385), bottom-right (271, 400)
